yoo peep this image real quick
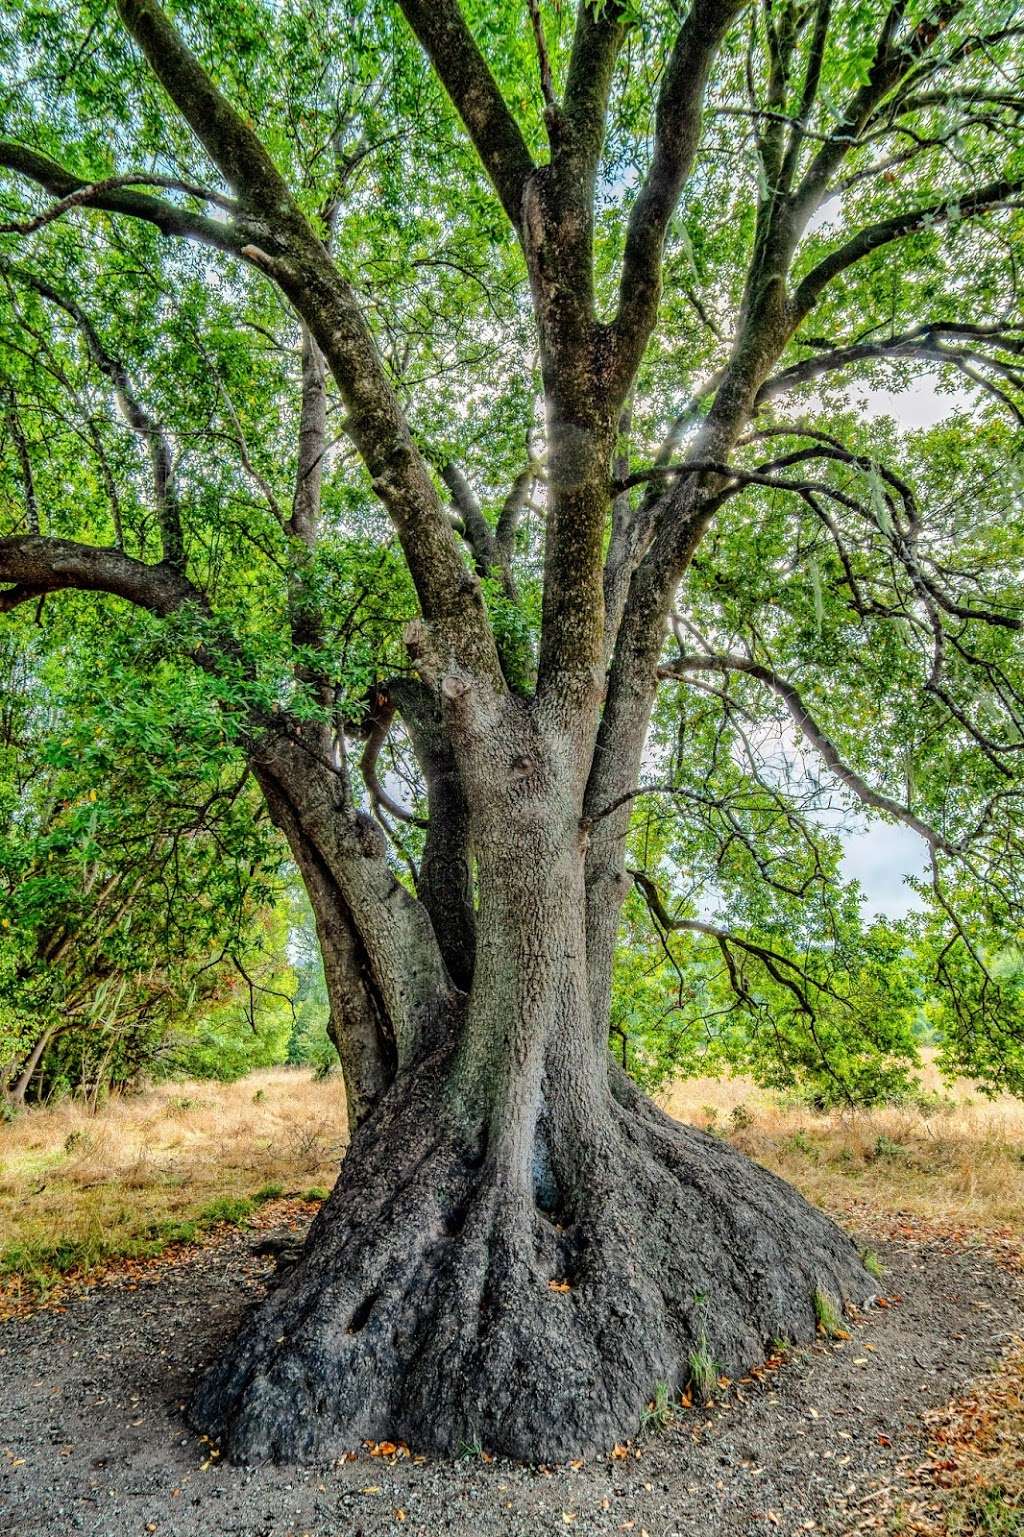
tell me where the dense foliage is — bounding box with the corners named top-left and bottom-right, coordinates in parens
top-left (0, 0), bottom-right (1022, 1110)
top-left (0, 603), bottom-right (306, 1102)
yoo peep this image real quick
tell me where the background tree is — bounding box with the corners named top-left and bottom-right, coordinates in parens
top-left (0, 616), bottom-right (295, 1106)
top-left (0, 0), bottom-right (1022, 1462)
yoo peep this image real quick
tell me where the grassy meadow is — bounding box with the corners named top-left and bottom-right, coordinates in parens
top-left (2, 1052), bottom-right (1021, 1308)
top-left (662, 1059), bottom-right (1024, 1236)
top-left (0, 1068), bottom-right (347, 1305)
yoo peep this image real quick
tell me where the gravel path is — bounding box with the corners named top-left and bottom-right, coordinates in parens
top-left (1, 1218), bottom-right (1018, 1537)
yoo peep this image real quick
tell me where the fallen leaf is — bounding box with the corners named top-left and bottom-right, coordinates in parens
top-left (548, 1279), bottom-right (571, 1294)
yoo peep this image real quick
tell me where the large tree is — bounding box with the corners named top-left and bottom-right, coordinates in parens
top-left (1, 0), bottom-right (1022, 1461)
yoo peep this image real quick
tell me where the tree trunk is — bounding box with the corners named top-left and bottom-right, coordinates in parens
top-left (6, 1023), bottom-right (55, 1107)
top-left (191, 708), bottom-right (873, 1463)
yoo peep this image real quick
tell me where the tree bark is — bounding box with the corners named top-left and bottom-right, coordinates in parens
top-left (191, 703), bottom-right (873, 1463)
top-left (5, 1023), bottom-right (55, 1107)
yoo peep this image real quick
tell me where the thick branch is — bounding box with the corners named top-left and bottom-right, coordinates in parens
top-left (759, 322), bottom-right (1024, 403)
top-left (0, 171), bottom-right (235, 236)
top-left (792, 178), bottom-right (1024, 319)
top-left (788, 3), bottom-right (915, 218)
top-left (115, 0), bottom-right (292, 206)
top-left (112, 0), bottom-right (503, 683)
top-left (394, 0), bottom-right (535, 230)
top-left (663, 651), bottom-right (957, 853)
top-left (0, 535), bottom-right (198, 616)
top-left (441, 463), bottom-right (508, 588)
top-left (612, 0), bottom-right (744, 386)
top-left (0, 140), bottom-right (244, 255)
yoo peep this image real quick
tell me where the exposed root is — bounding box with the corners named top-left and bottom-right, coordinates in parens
top-left (191, 1066), bottom-right (873, 1464)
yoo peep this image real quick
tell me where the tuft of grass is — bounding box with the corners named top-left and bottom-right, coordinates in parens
top-left (253, 1182), bottom-right (284, 1203)
top-left (687, 1327), bottom-right (719, 1402)
top-left (813, 1287), bottom-right (845, 1338)
top-left (303, 1186), bottom-right (329, 1203)
top-left (198, 1195), bottom-right (255, 1226)
top-left (861, 1247), bottom-right (885, 1280)
top-left (640, 1380), bottom-right (674, 1432)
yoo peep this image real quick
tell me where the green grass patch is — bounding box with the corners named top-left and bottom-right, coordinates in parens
top-left (687, 1327), bottom-right (719, 1402)
top-left (197, 1195), bottom-right (255, 1225)
top-left (813, 1286), bottom-right (845, 1338)
top-left (640, 1380), bottom-right (674, 1431)
top-left (861, 1247), bottom-right (885, 1280)
top-left (2, 1188), bottom-right (277, 1302)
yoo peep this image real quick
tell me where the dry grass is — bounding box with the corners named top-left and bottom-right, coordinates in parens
top-left (0, 1068), bottom-right (348, 1297)
top-left (660, 1055), bottom-right (1024, 1237)
top-left (898, 1338), bottom-right (1024, 1536)
top-left (2, 1052), bottom-right (1021, 1305)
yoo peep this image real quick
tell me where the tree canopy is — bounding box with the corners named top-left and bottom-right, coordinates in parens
top-left (2, 0), bottom-right (1021, 1106)
top-left (1, 0), bottom-right (1023, 1465)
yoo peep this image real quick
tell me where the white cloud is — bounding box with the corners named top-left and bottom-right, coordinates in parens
top-left (840, 818), bottom-right (929, 918)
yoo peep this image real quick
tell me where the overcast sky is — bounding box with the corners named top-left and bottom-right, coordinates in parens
top-left (834, 371), bottom-right (973, 918)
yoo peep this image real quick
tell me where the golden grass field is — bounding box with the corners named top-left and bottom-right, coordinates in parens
top-left (662, 1058), bottom-right (1024, 1236)
top-left (0, 1068), bottom-right (348, 1297)
top-left (2, 1052), bottom-right (1021, 1301)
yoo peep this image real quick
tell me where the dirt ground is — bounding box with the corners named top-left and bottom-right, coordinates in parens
top-left (1, 1207), bottom-right (1019, 1537)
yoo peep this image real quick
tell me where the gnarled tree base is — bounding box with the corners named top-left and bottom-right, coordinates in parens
top-left (190, 1059), bottom-right (873, 1464)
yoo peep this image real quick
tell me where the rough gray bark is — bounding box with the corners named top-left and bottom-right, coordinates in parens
top-left (194, 921), bottom-right (871, 1470)
top-left (191, 698), bottom-right (872, 1462)
top-left (190, 939), bottom-right (870, 1465)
